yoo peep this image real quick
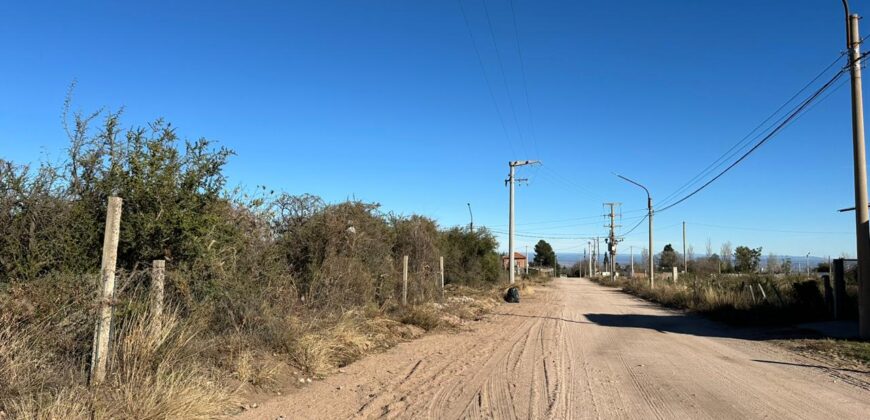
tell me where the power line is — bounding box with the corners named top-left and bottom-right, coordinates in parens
top-left (480, 0), bottom-right (529, 156)
top-left (658, 52), bottom-right (847, 208)
top-left (621, 214), bottom-right (648, 237)
top-left (658, 65), bottom-right (850, 213)
top-left (539, 165), bottom-right (604, 198)
top-left (488, 228), bottom-right (596, 240)
top-left (688, 221), bottom-right (851, 235)
top-left (456, 0), bottom-right (518, 158)
top-left (508, 0), bottom-right (539, 158)
top-left (488, 212), bottom-right (647, 229)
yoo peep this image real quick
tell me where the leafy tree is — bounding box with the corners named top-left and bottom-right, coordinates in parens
top-left (438, 227), bottom-right (500, 285)
top-left (816, 261), bottom-right (830, 273)
top-left (658, 244), bottom-right (678, 270)
top-left (734, 246), bottom-right (762, 273)
top-left (533, 240), bottom-right (557, 268)
top-left (782, 258), bottom-right (793, 274)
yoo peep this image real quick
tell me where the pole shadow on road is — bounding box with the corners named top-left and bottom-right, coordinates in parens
top-left (492, 312), bottom-right (593, 325)
top-left (583, 313), bottom-right (824, 341)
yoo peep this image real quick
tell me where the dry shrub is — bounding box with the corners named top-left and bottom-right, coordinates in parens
top-left (365, 316), bottom-right (418, 344)
top-left (286, 312), bottom-right (384, 377)
top-left (399, 305), bottom-right (442, 331)
top-left (520, 283), bottom-right (535, 296)
top-left (288, 332), bottom-right (335, 378)
top-left (330, 316), bottom-right (377, 367)
top-left (232, 349), bottom-right (282, 388)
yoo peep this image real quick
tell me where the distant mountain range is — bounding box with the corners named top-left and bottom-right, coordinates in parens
top-left (555, 252), bottom-right (832, 267)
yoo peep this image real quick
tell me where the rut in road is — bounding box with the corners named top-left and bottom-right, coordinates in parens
top-left (240, 279), bottom-right (870, 420)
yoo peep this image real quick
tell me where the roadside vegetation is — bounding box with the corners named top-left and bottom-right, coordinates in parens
top-left (0, 105), bottom-right (504, 418)
top-left (592, 272), bottom-right (848, 326)
top-left (587, 241), bottom-right (868, 368)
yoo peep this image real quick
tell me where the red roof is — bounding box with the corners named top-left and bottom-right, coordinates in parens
top-left (502, 252), bottom-right (527, 259)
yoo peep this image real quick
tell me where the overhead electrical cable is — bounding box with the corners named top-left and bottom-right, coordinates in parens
top-left (657, 52), bottom-right (847, 208)
top-left (456, 0), bottom-right (519, 158)
top-left (657, 63), bottom-right (850, 213)
top-left (508, 0), bottom-right (540, 158)
top-left (480, 0), bottom-right (529, 155)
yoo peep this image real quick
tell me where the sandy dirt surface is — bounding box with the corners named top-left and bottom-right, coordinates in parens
top-left (238, 278), bottom-right (870, 419)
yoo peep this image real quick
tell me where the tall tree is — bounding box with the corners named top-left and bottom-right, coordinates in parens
top-left (659, 244), bottom-right (678, 269)
top-left (782, 258), bottom-right (793, 274)
top-left (533, 240), bottom-right (557, 268)
top-left (734, 246), bottom-right (762, 273)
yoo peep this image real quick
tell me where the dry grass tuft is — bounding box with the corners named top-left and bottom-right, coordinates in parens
top-left (0, 325), bottom-right (49, 401)
top-left (399, 305), bottom-right (442, 331)
top-left (5, 387), bottom-right (91, 420)
top-left (232, 349), bottom-right (282, 388)
top-left (95, 310), bottom-right (233, 419)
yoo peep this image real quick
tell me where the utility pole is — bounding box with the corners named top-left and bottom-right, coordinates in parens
top-left (617, 174), bottom-right (654, 288)
top-left (682, 221), bottom-right (687, 273)
top-left (604, 203), bottom-right (621, 283)
top-left (843, 0), bottom-right (870, 339)
top-left (525, 244), bottom-right (529, 276)
top-left (90, 196), bottom-right (122, 386)
top-left (594, 236), bottom-right (599, 276)
top-left (467, 202), bottom-right (474, 233)
top-left (806, 252), bottom-right (811, 276)
top-left (507, 160), bottom-right (540, 285)
top-left (630, 245), bottom-right (635, 278)
top-left (588, 241), bottom-right (593, 277)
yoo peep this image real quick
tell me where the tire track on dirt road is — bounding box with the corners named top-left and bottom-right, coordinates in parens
top-left (240, 279), bottom-right (870, 419)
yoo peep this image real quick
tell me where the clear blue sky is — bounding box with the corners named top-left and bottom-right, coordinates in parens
top-left (0, 0), bottom-right (864, 259)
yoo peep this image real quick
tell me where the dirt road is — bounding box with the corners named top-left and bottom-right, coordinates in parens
top-left (241, 278), bottom-right (870, 419)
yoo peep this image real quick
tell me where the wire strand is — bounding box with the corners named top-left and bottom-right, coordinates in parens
top-left (657, 52), bottom-right (847, 207)
top-left (657, 66), bottom-right (849, 213)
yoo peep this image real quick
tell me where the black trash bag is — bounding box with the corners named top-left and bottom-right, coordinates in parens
top-left (504, 286), bottom-right (520, 303)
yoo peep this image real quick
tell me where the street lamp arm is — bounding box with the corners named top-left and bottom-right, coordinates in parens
top-left (843, 1), bottom-right (852, 50)
top-left (616, 174), bottom-right (651, 201)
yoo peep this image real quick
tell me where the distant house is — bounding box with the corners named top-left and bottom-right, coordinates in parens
top-left (502, 252), bottom-right (528, 270)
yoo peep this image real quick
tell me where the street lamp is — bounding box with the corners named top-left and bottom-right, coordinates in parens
top-left (467, 202), bottom-right (474, 233)
top-left (617, 174), bottom-right (655, 288)
top-left (806, 252), bottom-right (811, 276)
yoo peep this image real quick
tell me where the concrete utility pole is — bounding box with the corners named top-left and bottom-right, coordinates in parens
top-left (682, 221), bottom-right (687, 273)
top-left (617, 175), bottom-right (654, 288)
top-left (604, 202), bottom-right (621, 283)
top-left (630, 245), bottom-right (635, 278)
top-left (90, 196), bottom-right (122, 386)
top-left (587, 241), bottom-right (593, 277)
top-left (525, 244), bottom-right (529, 275)
top-left (507, 160), bottom-right (540, 284)
top-left (151, 260), bottom-right (165, 322)
top-left (439, 256), bottom-right (445, 289)
top-left (593, 236), bottom-right (599, 276)
top-left (842, 0), bottom-right (870, 339)
top-left (402, 255), bottom-right (409, 306)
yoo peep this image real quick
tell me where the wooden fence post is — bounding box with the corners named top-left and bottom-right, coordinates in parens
top-left (152, 260), bottom-right (165, 322)
top-left (440, 256), bottom-right (445, 289)
top-left (402, 255), bottom-right (409, 306)
top-left (90, 196), bottom-right (122, 386)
